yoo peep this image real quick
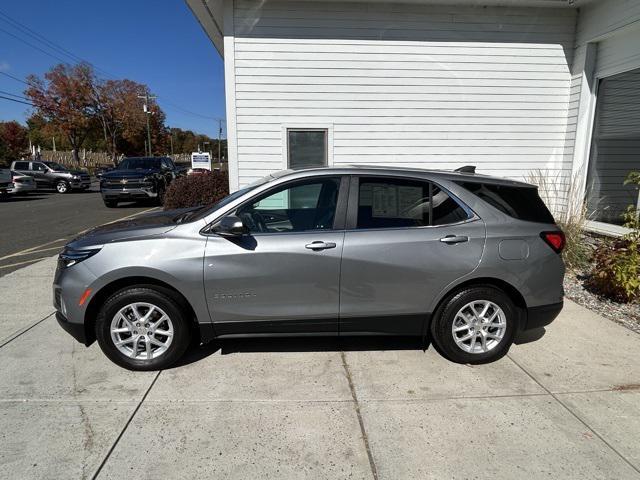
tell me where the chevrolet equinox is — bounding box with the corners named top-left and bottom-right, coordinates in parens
top-left (54, 166), bottom-right (565, 370)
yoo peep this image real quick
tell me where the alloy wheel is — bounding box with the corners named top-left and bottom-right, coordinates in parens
top-left (56, 182), bottom-right (68, 193)
top-left (451, 300), bottom-right (507, 354)
top-left (110, 302), bottom-right (174, 360)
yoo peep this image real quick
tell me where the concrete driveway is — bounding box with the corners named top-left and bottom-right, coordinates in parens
top-left (1, 257), bottom-right (640, 479)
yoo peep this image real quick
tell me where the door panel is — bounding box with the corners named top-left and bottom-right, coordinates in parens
top-left (204, 232), bottom-right (344, 334)
top-left (339, 221), bottom-right (485, 334)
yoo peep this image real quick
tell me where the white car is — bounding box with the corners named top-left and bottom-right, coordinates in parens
top-left (8, 170), bottom-right (36, 194)
top-left (0, 168), bottom-right (12, 197)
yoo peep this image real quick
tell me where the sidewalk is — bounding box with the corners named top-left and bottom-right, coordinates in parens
top-left (1, 256), bottom-right (639, 479)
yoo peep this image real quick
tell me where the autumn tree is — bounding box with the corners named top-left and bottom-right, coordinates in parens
top-left (0, 121), bottom-right (28, 165)
top-left (25, 63), bottom-right (99, 164)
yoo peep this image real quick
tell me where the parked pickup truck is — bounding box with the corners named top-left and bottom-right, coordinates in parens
top-left (100, 156), bottom-right (180, 207)
top-left (11, 160), bottom-right (91, 193)
top-left (0, 168), bottom-right (13, 197)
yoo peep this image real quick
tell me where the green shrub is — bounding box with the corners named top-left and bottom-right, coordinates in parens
top-left (586, 236), bottom-right (640, 302)
top-left (164, 171), bottom-right (229, 210)
top-left (586, 171), bottom-right (640, 302)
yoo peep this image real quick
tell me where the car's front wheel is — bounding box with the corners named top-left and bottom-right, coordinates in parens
top-left (56, 180), bottom-right (69, 194)
top-left (103, 199), bottom-right (118, 208)
top-left (95, 286), bottom-right (191, 370)
top-left (431, 286), bottom-right (517, 364)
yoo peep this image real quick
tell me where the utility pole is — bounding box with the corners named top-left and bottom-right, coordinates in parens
top-left (218, 118), bottom-right (224, 169)
top-left (138, 93), bottom-right (156, 156)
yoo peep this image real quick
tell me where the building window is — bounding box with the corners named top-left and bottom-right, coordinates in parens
top-left (287, 129), bottom-right (327, 169)
top-left (586, 67), bottom-right (640, 226)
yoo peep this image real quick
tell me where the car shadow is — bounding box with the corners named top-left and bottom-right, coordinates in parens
top-left (1, 194), bottom-right (51, 202)
top-left (171, 327), bottom-right (547, 369)
top-left (172, 335), bottom-right (428, 369)
top-left (514, 327), bottom-right (546, 345)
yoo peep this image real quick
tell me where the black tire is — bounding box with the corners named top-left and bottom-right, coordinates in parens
top-left (431, 286), bottom-right (517, 365)
top-left (155, 186), bottom-right (165, 206)
top-left (55, 180), bottom-right (69, 194)
top-left (95, 286), bottom-right (191, 371)
top-left (103, 199), bottom-right (118, 208)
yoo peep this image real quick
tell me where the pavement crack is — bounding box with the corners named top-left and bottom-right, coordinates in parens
top-left (507, 354), bottom-right (640, 475)
top-left (0, 312), bottom-right (55, 349)
top-left (340, 351), bottom-right (379, 480)
top-left (91, 370), bottom-right (162, 480)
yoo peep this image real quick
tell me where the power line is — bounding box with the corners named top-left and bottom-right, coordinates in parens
top-left (0, 71), bottom-right (28, 85)
top-left (0, 94), bottom-right (33, 106)
top-left (0, 9), bottom-right (116, 79)
top-left (0, 10), bottom-right (219, 122)
top-left (0, 26), bottom-right (71, 65)
top-left (0, 89), bottom-right (29, 101)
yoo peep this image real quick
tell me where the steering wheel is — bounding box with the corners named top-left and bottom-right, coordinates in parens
top-left (238, 209), bottom-right (268, 233)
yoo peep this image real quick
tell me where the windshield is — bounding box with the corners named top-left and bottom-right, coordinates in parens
top-left (176, 175), bottom-right (275, 223)
top-left (117, 158), bottom-right (160, 170)
top-left (43, 162), bottom-right (68, 171)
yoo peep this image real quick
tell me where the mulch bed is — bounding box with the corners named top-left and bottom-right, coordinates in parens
top-left (564, 269), bottom-right (640, 334)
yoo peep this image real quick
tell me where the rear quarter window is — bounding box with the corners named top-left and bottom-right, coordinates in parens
top-left (456, 182), bottom-right (555, 224)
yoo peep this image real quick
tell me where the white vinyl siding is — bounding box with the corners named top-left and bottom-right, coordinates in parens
top-left (230, 0), bottom-right (577, 195)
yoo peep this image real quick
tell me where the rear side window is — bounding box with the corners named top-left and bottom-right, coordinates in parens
top-left (13, 161), bottom-right (29, 170)
top-left (456, 182), bottom-right (555, 224)
top-left (356, 177), bottom-right (469, 229)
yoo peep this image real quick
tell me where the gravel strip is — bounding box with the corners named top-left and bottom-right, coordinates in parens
top-left (564, 270), bottom-right (640, 334)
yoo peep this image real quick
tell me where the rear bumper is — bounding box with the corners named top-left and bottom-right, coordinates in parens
top-left (525, 301), bottom-right (563, 330)
top-left (56, 311), bottom-right (87, 345)
top-left (70, 179), bottom-right (91, 189)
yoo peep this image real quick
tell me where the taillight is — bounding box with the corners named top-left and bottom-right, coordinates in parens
top-left (540, 231), bottom-right (565, 253)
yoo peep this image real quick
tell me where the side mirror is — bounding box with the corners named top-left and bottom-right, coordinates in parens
top-left (214, 215), bottom-right (249, 237)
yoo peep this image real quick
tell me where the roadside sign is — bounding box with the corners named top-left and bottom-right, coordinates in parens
top-left (191, 152), bottom-right (211, 171)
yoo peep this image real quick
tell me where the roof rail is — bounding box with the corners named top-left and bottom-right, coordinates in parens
top-left (455, 165), bottom-right (476, 174)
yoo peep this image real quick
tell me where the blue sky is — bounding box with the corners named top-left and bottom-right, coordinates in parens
top-left (0, 1), bottom-right (225, 137)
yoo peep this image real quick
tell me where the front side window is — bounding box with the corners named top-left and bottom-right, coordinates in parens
top-left (287, 129), bottom-right (327, 169)
top-left (236, 177), bottom-right (340, 233)
top-left (356, 177), bottom-right (469, 229)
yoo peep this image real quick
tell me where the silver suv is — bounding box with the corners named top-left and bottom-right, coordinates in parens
top-left (54, 166), bottom-right (565, 370)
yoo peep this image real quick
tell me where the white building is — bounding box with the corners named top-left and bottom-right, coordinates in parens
top-left (187, 0), bottom-right (640, 235)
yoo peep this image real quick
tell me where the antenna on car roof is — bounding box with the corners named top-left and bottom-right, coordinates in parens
top-left (455, 165), bottom-right (476, 174)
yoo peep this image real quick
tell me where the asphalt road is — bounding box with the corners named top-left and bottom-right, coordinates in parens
top-left (0, 182), bottom-right (159, 277)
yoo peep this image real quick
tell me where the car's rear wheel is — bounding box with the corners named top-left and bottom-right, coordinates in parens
top-left (56, 180), bottom-right (69, 194)
top-left (95, 286), bottom-right (191, 370)
top-left (103, 199), bottom-right (118, 208)
top-left (431, 286), bottom-right (517, 364)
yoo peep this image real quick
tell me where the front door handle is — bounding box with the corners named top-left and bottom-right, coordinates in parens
top-left (305, 241), bottom-right (336, 251)
top-left (440, 235), bottom-right (469, 244)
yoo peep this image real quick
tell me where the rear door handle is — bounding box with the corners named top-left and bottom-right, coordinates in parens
top-left (440, 235), bottom-right (469, 244)
top-left (305, 241), bottom-right (337, 250)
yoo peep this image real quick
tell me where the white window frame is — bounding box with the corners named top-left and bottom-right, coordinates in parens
top-left (281, 124), bottom-right (334, 170)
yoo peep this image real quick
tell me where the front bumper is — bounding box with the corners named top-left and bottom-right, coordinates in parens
top-left (525, 301), bottom-right (563, 330)
top-left (56, 311), bottom-right (88, 344)
top-left (101, 187), bottom-right (158, 200)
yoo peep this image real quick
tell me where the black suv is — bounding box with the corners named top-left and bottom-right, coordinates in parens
top-left (11, 160), bottom-right (91, 193)
top-left (100, 156), bottom-right (179, 208)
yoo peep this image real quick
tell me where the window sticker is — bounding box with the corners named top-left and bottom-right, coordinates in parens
top-left (372, 185), bottom-right (398, 217)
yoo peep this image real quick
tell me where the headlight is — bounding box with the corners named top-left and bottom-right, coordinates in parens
top-left (59, 248), bottom-right (101, 268)
top-left (72, 174), bottom-right (80, 179)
